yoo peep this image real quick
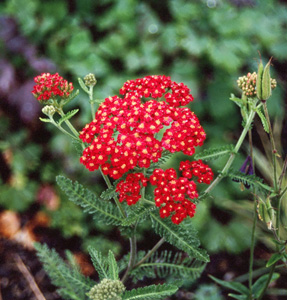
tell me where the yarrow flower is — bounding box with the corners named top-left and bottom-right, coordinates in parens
top-left (32, 73), bottom-right (74, 102)
top-left (88, 278), bottom-right (125, 300)
top-left (79, 75), bottom-right (213, 224)
top-left (237, 72), bottom-right (277, 98)
top-left (79, 75), bottom-right (206, 179)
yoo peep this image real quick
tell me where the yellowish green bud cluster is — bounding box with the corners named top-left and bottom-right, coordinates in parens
top-left (84, 73), bottom-right (97, 87)
top-left (256, 197), bottom-right (274, 230)
top-left (88, 279), bottom-right (125, 300)
top-left (42, 105), bottom-right (56, 117)
top-left (237, 72), bottom-right (257, 97)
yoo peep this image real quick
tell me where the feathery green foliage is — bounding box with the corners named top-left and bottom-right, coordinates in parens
top-left (121, 205), bottom-right (156, 226)
top-left (150, 213), bottom-right (209, 262)
top-left (228, 171), bottom-right (273, 192)
top-left (34, 243), bottom-right (94, 300)
top-left (122, 283), bottom-right (178, 300)
top-left (195, 145), bottom-right (234, 161)
top-left (56, 175), bottom-right (123, 225)
top-left (58, 109), bottom-right (79, 126)
top-left (256, 106), bottom-right (269, 133)
top-left (88, 247), bottom-right (108, 280)
top-left (108, 250), bottom-right (120, 280)
top-left (131, 250), bottom-right (206, 281)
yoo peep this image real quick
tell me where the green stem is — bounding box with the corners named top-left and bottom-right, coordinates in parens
top-left (121, 234), bottom-right (137, 283)
top-left (257, 263), bottom-right (276, 300)
top-left (134, 237), bottom-right (166, 268)
top-left (89, 86), bottom-right (95, 119)
top-left (262, 101), bottom-right (278, 192)
top-left (51, 119), bottom-right (79, 141)
top-left (204, 109), bottom-right (256, 194)
top-left (249, 200), bottom-right (257, 294)
top-left (99, 168), bottom-right (126, 219)
top-left (58, 109), bottom-right (80, 138)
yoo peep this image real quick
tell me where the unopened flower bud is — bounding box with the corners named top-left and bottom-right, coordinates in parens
top-left (84, 73), bottom-right (97, 87)
top-left (256, 197), bottom-right (274, 230)
top-left (88, 278), bottom-right (125, 300)
top-left (256, 58), bottom-right (273, 101)
top-left (42, 105), bottom-right (56, 117)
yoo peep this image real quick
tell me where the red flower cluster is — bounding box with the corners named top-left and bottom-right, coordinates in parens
top-left (80, 76), bottom-right (206, 179)
top-left (116, 173), bottom-right (148, 205)
top-left (149, 168), bottom-right (197, 224)
top-left (32, 73), bottom-right (74, 101)
top-left (119, 75), bottom-right (193, 107)
top-left (179, 160), bottom-right (214, 184)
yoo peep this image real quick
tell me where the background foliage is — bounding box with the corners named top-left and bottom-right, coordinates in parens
top-left (0, 0), bottom-right (287, 298)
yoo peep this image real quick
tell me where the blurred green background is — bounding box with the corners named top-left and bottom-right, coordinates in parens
top-left (0, 0), bottom-right (286, 276)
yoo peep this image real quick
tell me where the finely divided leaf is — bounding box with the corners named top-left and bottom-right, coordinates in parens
top-left (34, 243), bottom-right (94, 300)
top-left (131, 250), bottom-right (206, 282)
top-left (195, 145), bottom-right (234, 161)
top-left (228, 171), bottom-right (273, 192)
top-left (121, 205), bottom-right (156, 226)
top-left (108, 250), bottom-right (119, 280)
top-left (58, 109), bottom-right (79, 126)
top-left (78, 78), bottom-right (89, 93)
top-left (122, 283), bottom-right (178, 300)
top-left (88, 247), bottom-right (108, 280)
top-left (256, 107), bottom-right (269, 133)
top-left (56, 175), bottom-right (123, 225)
top-left (150, 213), bottom-right (209, 262)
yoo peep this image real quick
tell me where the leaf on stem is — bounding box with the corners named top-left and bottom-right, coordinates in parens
top-left (266, 253), bottom-right (284, 267)
top-left (209, 275), bottom-right (249, 295)
top-left (108, 250), bottom-right (119, 280)
top-left (150, 213), bottom-right (209, 262)
top-left (122, 283), bottom-right (178, 300)
top-left (58, 109), bottom-right (79, 126)
top-left (252, 273), bottom-right (280, 298)
top-left (194, 145), bottom-right (234, 161)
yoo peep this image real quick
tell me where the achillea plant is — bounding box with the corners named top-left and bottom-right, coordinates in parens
top-left (33, 59), bottom-right (287, 300)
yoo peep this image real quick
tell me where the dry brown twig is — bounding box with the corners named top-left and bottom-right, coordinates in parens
top-left (14, 254), bottom-right (47, 300)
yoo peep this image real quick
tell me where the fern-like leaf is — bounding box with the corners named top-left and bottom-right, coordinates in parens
top-left (228, 171), bottom-right (273, 192)
top-left (58, 109), bottom-right (79, 126)
top-left (121, 205), bottom-right (156, 226)
top-left (34, 243), bottom-right (94, 300)
top-left (108, 250), bottom-right (119, 280)
top-left (122, 283), bottom-right (178, 300)
top-left (100, 179), bottom-right (121, 201)
top-left (256, 107), bottom-right (269, 133)
top-left (78, 77), bottom-right (89, 93)
top-left (131, 250), bottom-right (206, 282)
top-left (63, 89), bottom-right (80, 106)
top-left (56, 175), bottom-right (123, 225)
top-left (194, 145), bottom-right (234, 161)
top-left (88, 247), bottom-right (108, 280)
top-left (150, 213), bottom-right (209, 262)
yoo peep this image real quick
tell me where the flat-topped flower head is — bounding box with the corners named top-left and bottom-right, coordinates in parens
top-left (79, 76), bottom-right (206, 179)
top-left (88, 279), bottom-right (125, 300)
top-left (32, 73), bottom-right (74, 103)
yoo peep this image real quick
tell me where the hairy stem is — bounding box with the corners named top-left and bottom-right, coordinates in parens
top-left (204, 109), bottom-right (256, 194)
top-left (134, 238), bottom-right (166, 268)
top-left (121, 234), bottom-right (137, 283)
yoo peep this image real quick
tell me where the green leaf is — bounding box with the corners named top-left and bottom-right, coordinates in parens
top-left (228, 293), bottom-right (248, 300)
top-left (228, 171), bottom-right (273, 192)
top-left (34, 243), bottom-right (94, 300)
top-left (131, 250), bottom-right (206, 282)
top-left (122, 283), bottom-right (178, 300)
top-left (58, 109), bottom-right (79, 126)
top-left (209, 275), bottom-right (249, 295)
top-left (229, 94), bottom-right (244, 108)
top-left (252, 273), bottom-right (280, 298)
top-left (256, 107), bottom-right (269, 133)
top-left (108, 250), bottom-right (119, 280)
top-left (194, 145), bottom-right (234, 161)
top-left (121, 205), bottom-right (156, 226)
top-left (266, 253), bottom-right (284, 267)
top-left (150, 213), bottom-right (209, 262)
top-left (62, 89), bottom-right (80, 106)
top-left (78, 77), bottom-right (89, 93)
top-left (56, 175), bottom-right (123, 225)
top-left (88, 247), bottom-right (108, 280)
top-left (39, 117), bottom-right (51, 123)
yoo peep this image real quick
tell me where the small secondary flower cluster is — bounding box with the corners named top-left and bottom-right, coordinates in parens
top-left (32, 73), bottom-right (74, 102)
top-left (116, 160), bottom-right (213, 224)
top-left (88, 278), bottom-right (125, 300)
top-left (80, 75), bottom-right (206, 179)
top-left (237, 72), bottom-right (277, 98)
